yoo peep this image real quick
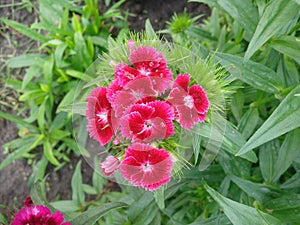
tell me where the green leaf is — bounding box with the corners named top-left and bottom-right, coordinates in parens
top-left (22, 66), bottom-right (42, 90)
top-left (188, 0), bottom-right (218, 8)
top-left (0, 213), bottom-right (7, 224)
top-left (244, 0), bottom-right (300, 61)
top-left (6, 54), bottom-right (45, 68)
top-left (237, 108), bottom-right (259, 139)
top-left (218, 152), bottom-right (251, 178)
top-left (71, 160), bottom-right (85, 206)
top-left (66, 69), bottom-right (93, 82)
top-left (69, 202), bottom-right (127, 225)
top-left (153, 187), bottom-right (165, 209)
top-left (269, 35), bottom-right (300, 60)
top-left (191, 120), bottom-right (257, 163)
top-left (272, 129), bottom-right (300, 182)
top-left (73, 31), bottom-right (92, 70)
top-left (145, 19), bottom-right (158, 40)
top-left (43, 140), bottom-right (60, 166)
top-left (92, 157), bottom-right (106, 193)
top-left (192, 131), bottom-right (201, 165)
top-left (49, 129), bottom-right (71, 140)
top-left (55, 42), bottom-right (69, 68)
top-left (0, 111), bottom-right (38, 132)
top-left (28, 155), bottom-right (48, 185)
top-left (263, 194), bottom-right (300, 223)
top-left (49, 112), bottom-right (69, 132)
top-left (189, 214), bottom-right (231, 225)
top-left (203, 182), bottom-right (282, 225)
top-left (90, 36), bottom-right (108, 47)
top-left (0, 136), bottom-right (42, 170)
top-left (217, 0), bottom-right (258, 35)
top-left (215, 52), bottom-right (283, 93)
top-left (82, 184), bottom-right (97, 195)
top-left (281, 172), bottom-right (300, 189)
top-left (237, 84), bottom-right (300, 156)
top-left (51, 200), bottom-right (79, 212)
top-left (72, 13), bottom-right (82, 32)
top-left (62, 138), bottom-right (90, 157)
top-left (259, 139), bottom-right (279, 183)
top-left (58, 102), bottom-right (87, 115)
top-left (185, 26), bottom-right (216, 42)
top-left (128, 191), bottom-right (154, 221)
top-left (231, 176), bottom-right (281, 204)
top-left (1, 18), bottom-right (48, 43)
top-left (37, 100), bottom-right (46, 132)
top-left (43, 55), bottom-right (54, 86)
top-left (230, 90), bottom-right (244, 122)
top-left (30, 180), bottom-right (58, 212)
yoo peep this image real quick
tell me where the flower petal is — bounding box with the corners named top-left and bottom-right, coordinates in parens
top-left (87, 118), bottom-right (113, 145)
top-left (106, 79), bottom-right (122, 105)
top-left (173, 73), bottom-right (190, 92)
top-left (114, 62), bottom-right (140, 87)
top-left (189, 84), bottom-right (210, 114)
top-left (176, 105), bottom-right (199, 130)
top-left (113, 77), bottom-right (157, 117)
top-left (130, 46), bottom-right (166, 65)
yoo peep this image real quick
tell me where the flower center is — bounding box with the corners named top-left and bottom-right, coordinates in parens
top-left (97, 111), bottom-right (108, 123)
top-left (144, 120), bottom-right (153, 129)
top-left (184, 95), bottom-right (194, 109)
top-left (139, 67), bottom-right (151, 76)
top-left (142, 161), bottom-right (152, 172)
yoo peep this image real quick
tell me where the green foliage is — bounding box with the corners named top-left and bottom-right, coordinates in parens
top-left (2, 0), bottom-right (300, 224)
top-left (30, 161), bottom-right (127, 225)
top-left (0, 0), bottom-right (128, 174)
top-left (159, 0), bottom-right (300, 224)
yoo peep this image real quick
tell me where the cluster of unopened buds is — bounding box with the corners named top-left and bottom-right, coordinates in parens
top-left (86, 41), bottom-right (210, 191)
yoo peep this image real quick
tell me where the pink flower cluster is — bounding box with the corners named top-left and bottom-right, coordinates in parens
top-left (86, 43), bottom-right (209, 191)
top-left (11, 197), bottom-right (71, 225)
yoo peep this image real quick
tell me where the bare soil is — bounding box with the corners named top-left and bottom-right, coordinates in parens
top-left (0, 0), bottom-right (210, 222)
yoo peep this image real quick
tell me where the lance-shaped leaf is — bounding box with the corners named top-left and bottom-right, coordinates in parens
top-left (244, 0), bottom-right (300, 61)
top-left (215, 52), bottom-right (283, 93)
top-left (269, 35), bottom-right (300, 60)
top-left (237, 84), bottom-right (300, 156)
top-left (217, 0), bottom-right (258, 35)
top-left (69, 202), bottom-right (128, 225)
top-left (204, 182), bottom-right (282, 225)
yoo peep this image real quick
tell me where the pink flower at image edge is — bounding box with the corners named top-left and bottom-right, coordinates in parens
top-left (11, 197), bottom-right (70, 225)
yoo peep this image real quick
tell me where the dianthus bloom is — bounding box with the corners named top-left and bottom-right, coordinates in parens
top-left (120, 144), bottom-right (173, 191)
top-left (11, 197), bottom-right (71, 225)
top-left (120, 100), bottom-right (175, 142)
top-left (86, 87), bottom-right (113, 145)
top-left (168, 73), bottom-right (210, 129)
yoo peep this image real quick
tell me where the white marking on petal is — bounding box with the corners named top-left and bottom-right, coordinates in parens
top-left (184, 95), bottom-right (194, 109)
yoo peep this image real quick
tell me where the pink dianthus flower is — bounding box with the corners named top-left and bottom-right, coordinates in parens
top-left (120, 144), bottom-right (173, 191)
top-left (86, 87), bottom-right (113, 145)
top-left (130, 46), bottom-right (173, 93)
top-left (120, 100), bottom-right (175, 142)
top-left (168, 73), bottom-right (209, 129)
top-left (11, 197), bottom-right (70, 225)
